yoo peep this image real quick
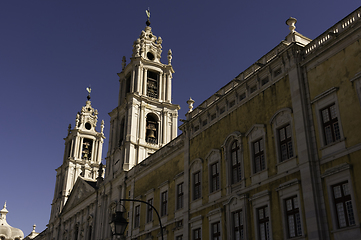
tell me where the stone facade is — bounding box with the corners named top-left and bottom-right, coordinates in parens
top-left (35, 7), bottom-right (361, 240)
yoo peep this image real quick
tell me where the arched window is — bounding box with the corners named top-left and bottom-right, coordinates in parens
top-left (146, 114), bottom-right (158, 144)
top-left (231, 140), bottom-right (241, 184)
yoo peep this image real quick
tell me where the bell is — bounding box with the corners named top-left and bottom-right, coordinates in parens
top-left (147, 129), bottom-right (156, 139)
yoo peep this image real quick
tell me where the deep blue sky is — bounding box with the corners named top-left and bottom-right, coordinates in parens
top-left (1, 1), bottom-right (359, 236)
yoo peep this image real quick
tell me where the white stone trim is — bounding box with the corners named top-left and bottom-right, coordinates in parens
top-left (250, 190), bottom-right (272, 240)
top-left (311, 87), bottom-right (345, 159)
top-left (321, 164), bottom-right (361, 239)
top-left (276, 179), bottom-right (305, 239)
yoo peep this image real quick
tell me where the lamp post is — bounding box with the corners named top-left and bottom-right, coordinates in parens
top-left (109, 211), bottom-right (128, 240)
top-left (119, 199), bottom-right (164, 240)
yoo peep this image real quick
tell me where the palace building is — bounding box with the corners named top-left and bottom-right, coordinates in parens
top-left (34, 7), bottom-right (361, 240)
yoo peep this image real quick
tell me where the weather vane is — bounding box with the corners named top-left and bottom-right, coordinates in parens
top-left (146, 8), bottom-right (151, 26)
top-left (86, 86), bottom-right (91, 100)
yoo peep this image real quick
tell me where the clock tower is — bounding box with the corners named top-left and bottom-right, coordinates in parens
top-left (106, 20), bottom-right (179, 175)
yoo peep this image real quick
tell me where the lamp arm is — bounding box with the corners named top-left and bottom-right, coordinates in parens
top-left (119, 198), bottom-right (164, 240)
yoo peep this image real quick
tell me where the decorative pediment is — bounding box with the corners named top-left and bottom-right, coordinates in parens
top-left (61, 177), bottom-right (97, 214)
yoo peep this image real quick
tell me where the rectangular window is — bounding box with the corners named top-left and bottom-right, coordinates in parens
top-left (176, 235), bottom-right (183, 240)
top-left (278, 124), bottom-right (293, 162)
top-left (257, 206), bottom-right (270, 240)
top-left (230, 100), bottom-right (236, 108)
top-left (177, 183), bottom-right (184, 210)
top-left (193, 171), bottom-right (201, 200)
top-left (210, 162), bottom-right (220, 192)
top-left (233, 210), bottom-right (244, 240)
top-left (261, 77), bottom-right (269, 86)
top-left (194, 125), bottom-right (200, 132)
top-left (321, 104), bottom-right (341, 145)
top-left (253, 139), bottom-right (265, 173)
top-left (285, 196), bottom-right (302, 238)
top-left (273, 68), bottom-right (282, 77)
top-left (332, 181), bottom-right (355, 228)
top-left (212, 222), bottom-right (221, 240)
top-left (211, 113), bottom-right (217, 121)
top-left (250, 85), bottom-right (257, 93)
top-left (239, 92), bottom-right (246, 101)
top-left (161, 191), bottom-right (168, 216)
top-left (231, 141), bottom-right (241, 184)
top-left (134, 205), bottom-right (140, 228)
top-left (193, 228), bottom-right (201, 240)
top-left (147, 198), bottom-right (153, 223)
top-left (203, 119), bottom-right (208, 126)
top-left (147, 71), bottom-right (159, 99)
top-left (220, 107), bottom-right (226, 114)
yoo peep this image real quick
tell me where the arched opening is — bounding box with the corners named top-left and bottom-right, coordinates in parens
top-left (146, 114), bottom-right (158, 144)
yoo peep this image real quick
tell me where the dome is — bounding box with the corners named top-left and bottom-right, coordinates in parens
top-left (0, 203), bottom-right (24, 240)
top-left (11, 226), bottom-right (24, 239)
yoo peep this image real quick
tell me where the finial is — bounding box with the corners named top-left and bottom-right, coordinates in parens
top-left (3, 202), bottom-right (6, 209)
top-left (32, 224), bottom-right (36, 232)
top-left (145, 8), bottom-right (151, 26)
top-left (101, 120), bottom-right (104, 134)
top-left (187, 97), bottom-right (195, 113)
top-left (68, 124), bottom-right (71, 135)
top-left (122, 56), bottom-right (126, 70)
top-left (86, 86), bottom-right (92, 100)
top-left (167, 49), bottom-right (172, 65)
top-left (286, 17), bottom-right (297, 33)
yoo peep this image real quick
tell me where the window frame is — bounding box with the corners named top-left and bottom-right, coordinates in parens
top-left (253, 138), bottom-right (265, 173)
top-left (233, 210), bottom-right (244, 240)
top-left (257, 205), bottom-right (270, 240)
top-left (210, 162), bottom-right (220, 193)
top-left (322, 164), bottom-right (360, 238)
top-left (176, 182), bottom-right (184, 210)
top-left (284, 196), bottom-right (302, 238)
top-left (134, 205), bottom-right (140, 228)
top-left (211, 221), bottom-right (221, 240)
top-left (331, 181), bottom-right (356, 229)
top-left (161, 190), bottom-right (168, 217)
top-left (312, 88), bottom-right (345, 160)
top-left (193, 171), bottom-right (201, 200)
top-left (147, 198), bottom-right (153, 223)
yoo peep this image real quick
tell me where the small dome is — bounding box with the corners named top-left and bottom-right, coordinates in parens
top-left (11, 226), bottom-right (24, 239)
top-left (0, 224), bottom-right (12, 237)
top-left (0, 203), bottom-right (24, 239)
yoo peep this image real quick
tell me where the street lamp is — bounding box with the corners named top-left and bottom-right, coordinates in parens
top-left (119, 199), bottom-right (164, 240)
top-left (109, 211), bottom-right (128, 239)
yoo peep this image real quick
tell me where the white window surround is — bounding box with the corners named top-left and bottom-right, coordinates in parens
top-left (246, 124), bottom-right (268, 184)
top-left (206, 149), bottom-right (222, 202)
top-left (276, 179), bottom-right (305, 240)
top-left (190, 158), bottom-right (203, 209)
top-left (223, 194), bottom-right (248, 240)
top-left (321, 163), bottom-right (361, 239)
top-left (250, 190), bottom-right (272, 240)
top-left (207, 208), bottom-right (222, 240)
top-left (269, 108), bottom-right (297, 174)
top-left (190, 215), bottom-right (202, 239)
top-left (222, 131), bottom-right (244, 193)
top-left (311, 87), bottom-right (345, 160)
top-left (350, 71), bottom-right (361, 108)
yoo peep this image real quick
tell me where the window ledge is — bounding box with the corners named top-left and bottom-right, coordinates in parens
top-left (208, 190), bottom-right (221, 202)
top-left (331, 224), bottom-right (361, 239)
top-left (251, 170), bottom-right (268, 184)
top-left (276, 157), bottom-right (297, 174)
top-left (320, 138), bottom-right (346, 160)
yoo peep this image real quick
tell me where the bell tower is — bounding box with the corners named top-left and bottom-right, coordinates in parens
top-left (106, 14), bottom-right (180, 174)
top-left (50, 90), bottom-right (105, 221)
